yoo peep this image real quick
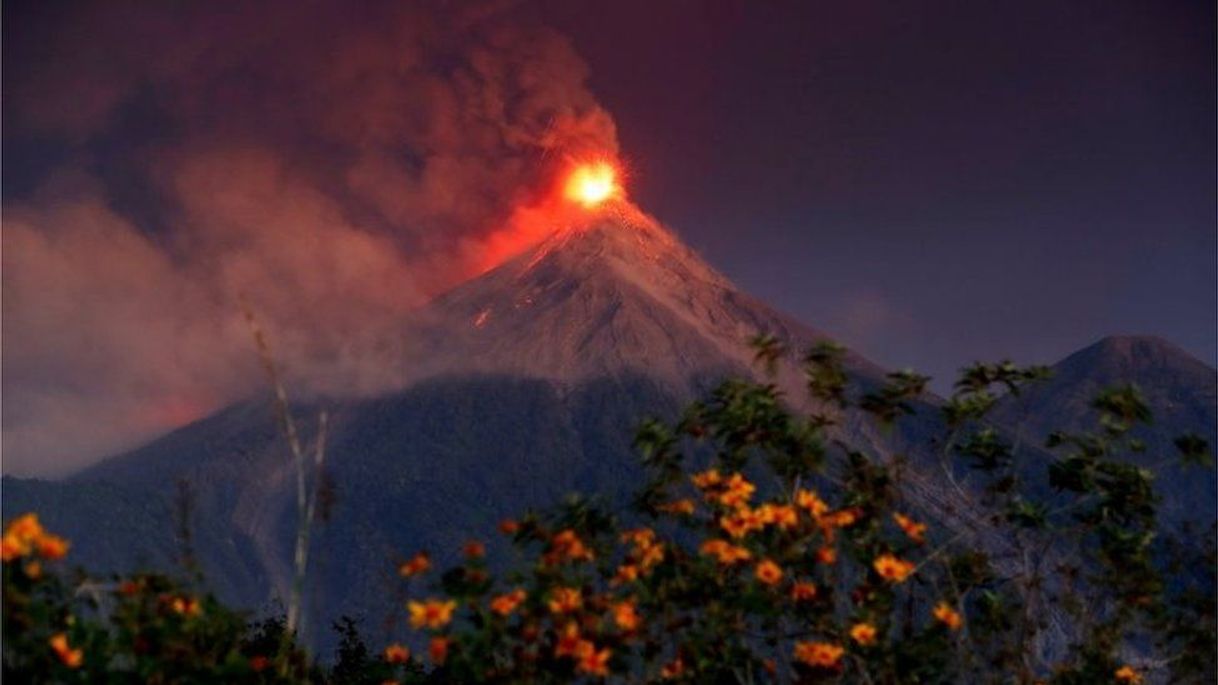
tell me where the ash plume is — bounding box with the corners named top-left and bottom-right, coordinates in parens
top-left (2, 1), bottom-right (619, 475)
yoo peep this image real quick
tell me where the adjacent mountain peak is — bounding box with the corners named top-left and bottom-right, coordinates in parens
top-left (1051, 334), bottom-right (1215, 388)
top-left (411, 207), bottom-right (870, 390)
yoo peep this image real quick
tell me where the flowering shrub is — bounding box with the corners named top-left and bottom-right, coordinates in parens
top-left (3, 340), bottom-right (1214, 683)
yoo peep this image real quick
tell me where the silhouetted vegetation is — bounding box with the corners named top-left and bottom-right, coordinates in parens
top-left (3, 341), bottom-right (1214, 683)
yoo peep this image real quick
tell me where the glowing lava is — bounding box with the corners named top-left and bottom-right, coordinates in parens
top-left (564, 162), bottom-right (619, 207)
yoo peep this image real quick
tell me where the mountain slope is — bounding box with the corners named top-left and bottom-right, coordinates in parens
top-left (991, 335), bottom-right (1217, 524)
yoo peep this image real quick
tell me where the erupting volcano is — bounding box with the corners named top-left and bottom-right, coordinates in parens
top-left (563, 161), bottom-right (620, 207)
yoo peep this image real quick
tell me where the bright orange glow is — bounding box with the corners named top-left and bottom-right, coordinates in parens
top-left (564, 162), bottom-right (619, 207)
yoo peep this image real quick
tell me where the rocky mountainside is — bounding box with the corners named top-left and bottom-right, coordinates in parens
top-left (990, 334), bottom-right (1217, 525)
top-left (3, 208), bottom-right (1214, 651)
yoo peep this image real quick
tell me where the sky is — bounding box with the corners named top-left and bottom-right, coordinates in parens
top-left (3, 0), bottom-right (1215, 476)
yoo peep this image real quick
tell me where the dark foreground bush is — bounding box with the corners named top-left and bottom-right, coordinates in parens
top-left (3, 342), bottom-right (1214, 683)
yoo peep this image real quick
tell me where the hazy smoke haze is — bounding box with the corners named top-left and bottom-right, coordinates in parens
top-left (3, 1), bottom-right (619, 475)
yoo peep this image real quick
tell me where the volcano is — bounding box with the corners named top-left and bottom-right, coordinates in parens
top-left (4, 208), bottom-right (1214, 649)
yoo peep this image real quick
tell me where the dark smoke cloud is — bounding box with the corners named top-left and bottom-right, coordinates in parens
top-left (2, 1), bottom-right (619, 475)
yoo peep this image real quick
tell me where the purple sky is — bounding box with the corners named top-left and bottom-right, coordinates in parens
top-left (3, 0), bottom-right (1214, 474)
top-left (530, 0), bottom-right (1216, 381)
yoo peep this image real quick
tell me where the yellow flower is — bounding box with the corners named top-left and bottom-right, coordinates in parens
top-left (699, 539), bottom-right (752, 565)
top-left (1114, 665), bottom-right (1142, 683)
top-left (933, 601), bottom-right (963, 630)
top-left (383, 643), bottom-right (410, 664)
top-left (791, 581), bottom-right (818, 601)
top-left (575, 640), bottom-right (611, 676)
top-left (408, 599), bottom-right (457, 629)
top-left (398, 552), bottom-right (431, 577)
top-left (873, 554), bottom-right (916, 583)
top-left (849, 622), bottom-right (878, 646)
top-left (612, 600), bottom-right (640, 632)
top-left (490, 588), bottom-right (527, 617)
top-left (893, 512), bottom-right (927, 544)
top-left (547, 587), bottom-right (583, 614)
top-left (428, 636), bottom-right (449, 664)
top-left (793, 641), bottom-right (844, 668)
top-left (755, 559), bottom-right (784, 586)
top-left (657, 498), bottom-right (696, 516)
top-left (49, 633), bottom-right (83, 669)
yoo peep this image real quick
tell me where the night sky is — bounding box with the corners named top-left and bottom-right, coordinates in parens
top-left (3, 0), bottom-right (1215, 474)
top-left (530, 0), bottom-right (1216, 380)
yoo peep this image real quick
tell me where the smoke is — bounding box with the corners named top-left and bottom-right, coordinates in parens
top-left (2, 1), bottom-right (619, 475)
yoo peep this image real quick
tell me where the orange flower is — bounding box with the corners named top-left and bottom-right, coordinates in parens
top-left (791, 581), bottom-right (818, 601)
top-left (612, 600), bottom-right (640, 632)
top-left (933, 601), bottom-right (963, 630)
top-left (758, 503), bottom-right (799, 530)
top-left (873, 554), bottom-right (915, 583)
top-left (1, 536), bottom-right (25, 562)
top-left (621, 528), bottom-right (656, 547)
top-left (428, 636), bottom-right (449, 665)
top-left (699, 539), bottom-right (752, 565)
top-left (408, 599), bottom-right (457, 629)
top-left (555, 622), bottom-right (583, 657)
top-left (498, 519), bottom-right (520, 535)
top-left (657, 499), bottom-right (696, 516)
top-left (463, 540), bottom-right (485, 558)
top-left (2, 513), bottom-right (45, 562)
top-left (49, 633), bottom-right (83, 669)
top-left (383, 643), bottom-right (410, 664)
top-left (575, 640), bottom-right (611, 676)
top-left (660, 656), bottom-right (685, 679)
top-left (816, 546), bottom-right (837, 565)
top-left (35, 534), bottom-right (70, 560)
top-left (490, 588), bottom-right (527, 617)
top-left (546, 529), bottom-right (595, 564)
top-left (8, 513), bottom-right (44, 544)
top-left (613, 564), bottom-right (640, 585)
top-left (1114, 665), bottom-right (1142, 683)
top-left (793, 641), bottom-right (843, 668)
top-left (547, 587), bottom-right (583, 614)
top-left (824, 508), bottom-right (860, 529)
top-left (398, 552), bottom-right (431, 578)
top-left (691, 468), bottom-right (723, 490)
top-left (849, 622), bottom-right (878, 646)
top-left (755, 559), bottom-right (784, 586)
top-left (720, 508), bottom-right (765, 539)
top-left (171, 596), bottom-right (202, 617)
top-left (795, 489), bottom-right (830, 519)
top-left (718, 473), bottom-right (755, 509)
top-left (893, 513), bottom-right (927, 544)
